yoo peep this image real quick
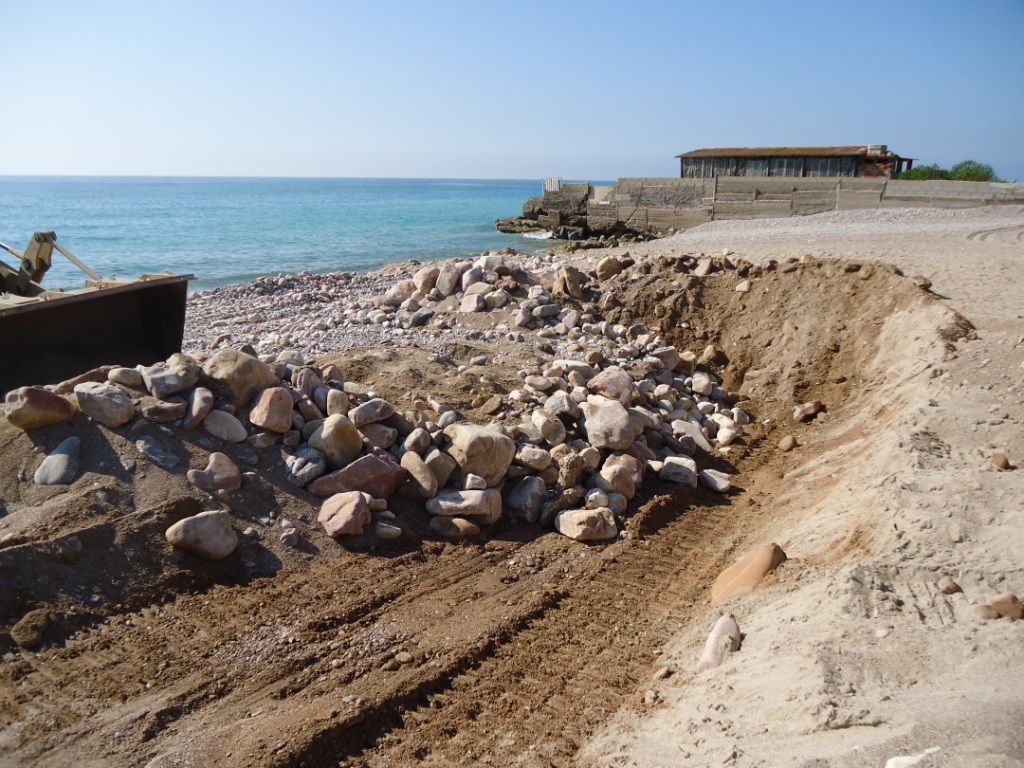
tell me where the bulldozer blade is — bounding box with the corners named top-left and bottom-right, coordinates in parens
top-left (0, 275), bottom-right (191, 395)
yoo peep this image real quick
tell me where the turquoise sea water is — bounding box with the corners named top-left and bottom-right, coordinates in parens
top-left (0, 177), bottom-right (545, 291)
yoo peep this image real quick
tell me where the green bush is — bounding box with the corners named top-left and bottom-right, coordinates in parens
top-left (950, 160), bottom-right (997, 182)
top-left (897, 163), bottom-right (950, 180)
top-left (898, 160), bottom-right (1001, 182)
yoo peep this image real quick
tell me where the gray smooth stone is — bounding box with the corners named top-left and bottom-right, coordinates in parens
top-left (34, 437), bottom-right (81, 485)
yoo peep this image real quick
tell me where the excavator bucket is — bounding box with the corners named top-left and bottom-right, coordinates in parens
top-left (0, 274), bottom-right (192, 394)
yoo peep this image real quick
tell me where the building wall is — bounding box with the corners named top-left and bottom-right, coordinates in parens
top-left (680, 155), bottom-right (870, 178)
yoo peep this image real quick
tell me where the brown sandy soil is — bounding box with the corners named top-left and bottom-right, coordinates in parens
top-left (0, 207), bottom-right (1022, 768)
top-left (573, 207), bottom-right (1024, 767)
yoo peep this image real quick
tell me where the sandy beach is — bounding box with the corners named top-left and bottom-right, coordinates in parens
top-left (1, 205), bottom-right (1022, 767)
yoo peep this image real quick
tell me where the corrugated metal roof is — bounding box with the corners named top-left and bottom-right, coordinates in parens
top-left (676, 146), bottom-right (901, 159)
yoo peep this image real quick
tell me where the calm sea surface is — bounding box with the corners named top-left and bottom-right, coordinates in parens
top-left (0, 177), bottom-right (546, 290)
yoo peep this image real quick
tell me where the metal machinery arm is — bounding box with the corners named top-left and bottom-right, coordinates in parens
top-left (0, 231), bottom-right (101, 296)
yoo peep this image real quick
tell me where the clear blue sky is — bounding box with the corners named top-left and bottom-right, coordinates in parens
top-left (2, 0), bottom-right (1022, 180)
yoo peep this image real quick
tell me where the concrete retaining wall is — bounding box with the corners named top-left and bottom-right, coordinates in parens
top-left (577, 177), bottom-right (1024, 233)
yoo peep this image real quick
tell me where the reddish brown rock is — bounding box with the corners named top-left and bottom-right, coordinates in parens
top-left (139, 396), bottom-right (187, 424)
top-left (992, 451), bottom-right (1012, 471)
top-left (187, 452), bottom-right (241, 492)
top-left (400, 450), bottom-right (438, 499)
top-left (318, 491), bottom-right (372, 538)
top-left (10, 608), bottom-right (51, 650)
top-left (987, 593), bottom-right (1023, 620)
top-left (308, 452), bottom-right (407, 499)
top-left (249, 386), bottom-right (294, 433)
top-left (711, 543), bottom-right (788, 605)
top-left (349, 398), bottom-right (395, 427)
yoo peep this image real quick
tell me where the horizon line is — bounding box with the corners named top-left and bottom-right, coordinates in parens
top-left (0, 173), bottom-right (564, 182)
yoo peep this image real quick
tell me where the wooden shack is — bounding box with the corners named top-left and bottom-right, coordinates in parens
top-left (676, 145), bottom-right (913, 179)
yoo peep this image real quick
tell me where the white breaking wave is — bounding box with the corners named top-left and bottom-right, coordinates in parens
top-left (522, 230), bottom-right (555, 240)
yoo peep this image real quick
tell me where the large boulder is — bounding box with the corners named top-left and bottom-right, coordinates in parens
top-left (515, 444), bottom-right (552, 471)
top-left (554, 508), bottom-right (618, 541)
top-left (74, 382), bottom-right (135, 428)
top-left (309, 414), bottom-right (363, 469)
top-left (425, 489), bottom-right (502, 524)
top-left (700, 468), bottom-right (732, 493)
top-left (202, 349), bottom-right (279, 407)
top-left (587, 366), bottom-right (634, 406)
top-left (543, 390), bottom-right (581, 421)
top-left (139, 396), bottom-right (187, 424)
top-left (308, 452), bottom-right (407, 499)
top-left (249, 387), bottom-right (294, 433)
top-left (108, 367), bottom-right (145, 389)
top-left (5, 387), bottom-right (77, 430)
top-left (580, 396), bottom-right (641, 451)
top-left (435, 261), bottom-right (465, 297)
top-left (360, 422), bottom-right (397, 449)
top-left (318, 491), bottom-right (372, 537)
top-left (165, 510), bottom-right (238, 560)
top-left (443, 423), bottom-right (515, 487)
top-left (413, 265), bottom-right (440, 293)
top-left (326, 389), bottom-right (350, 416)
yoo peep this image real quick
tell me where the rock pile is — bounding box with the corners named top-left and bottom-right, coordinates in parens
top-left (4, 247), bottom-right (753, 557)
top-left (6, 336), bottom-right (744, 551)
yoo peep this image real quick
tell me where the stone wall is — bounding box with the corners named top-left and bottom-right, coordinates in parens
top-left (588, 177), bottom-right (1024, 234)
top-left (499, 177), bottom-right (1024, 239)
